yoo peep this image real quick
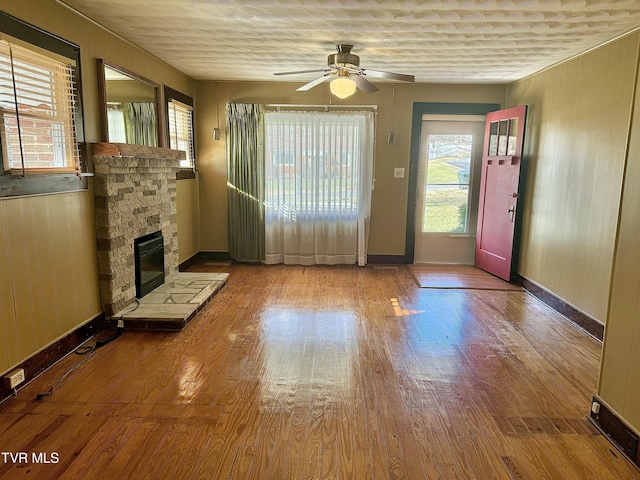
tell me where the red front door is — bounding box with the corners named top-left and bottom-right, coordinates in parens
top-left (475, 105), bottom-right (527, 281)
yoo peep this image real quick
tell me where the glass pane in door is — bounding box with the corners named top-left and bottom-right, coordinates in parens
top-left (507, 117), bottom-right (518, 155)
top-left (488, 121), bottom-right (498, 156)
top-left (498, 120), bottom-right (508, 155)
top-left (422, 134), bottom-right (472, 233)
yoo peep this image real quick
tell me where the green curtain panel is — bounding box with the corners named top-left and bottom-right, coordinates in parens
top-left (226, 103), bottom-right (266, 262)
top-left (123, 102), bottom-right (158, 147)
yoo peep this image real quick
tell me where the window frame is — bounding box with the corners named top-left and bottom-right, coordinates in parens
top-left (420, 131), bottom-right (475, 234)
top-left (164, 86), bottom-right (195, 179)
top-left (1, 39), bottom-right (80, 173)
top-left (0, 11), bottom-right (86, 198)
top-left (264, 110), bottom-right (369, 220)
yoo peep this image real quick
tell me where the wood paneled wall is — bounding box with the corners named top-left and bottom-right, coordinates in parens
top-left (506, 33), bottom-right (640, 323)
top-left (176, 178), bottom-right (201, 263)
top-left (0, 1), bottom-right (196, 375)
top-left (0, 192), bottom-right (100, 374)
top-left (598, 43), bottom-right (640, 430)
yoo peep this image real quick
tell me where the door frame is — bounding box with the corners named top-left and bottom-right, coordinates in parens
top-left (414, 117), bottom-right (485, 264)
top-left (405, 103), bottom-right (501, 264)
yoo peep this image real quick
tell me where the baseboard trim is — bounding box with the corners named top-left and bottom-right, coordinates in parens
top-left (180, 251), bottom-right (233, 271)
top-left (183, 252), bottom-right (405, 266)
top-left (178, 252), bottom-right (201, 271)
top-left (514, 274), bottom-right (604, 341)
top-left (590, 395), bottom-right (640, 470)
top-left (0, 313), bottom-right (105, 404)
top-left (367, 254), bottom-right (406, 264)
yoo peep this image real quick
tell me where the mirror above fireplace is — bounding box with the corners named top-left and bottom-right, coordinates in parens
top-left (97, 59), bottom-right (161, 147)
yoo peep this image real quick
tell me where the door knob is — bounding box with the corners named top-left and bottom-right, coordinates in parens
top-left (508, 206), bottom-right (515, 222)
top-left (511, 192), bottom-right (519, 198)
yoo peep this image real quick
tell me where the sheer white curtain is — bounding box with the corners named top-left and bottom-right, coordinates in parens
top-left (107, 105), bottom-right (127, 143)
top-left (264, 110), bottom-right (374, 266)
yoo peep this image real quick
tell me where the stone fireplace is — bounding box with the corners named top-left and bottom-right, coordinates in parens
top-left (92, 143), bottom-right (182, 316)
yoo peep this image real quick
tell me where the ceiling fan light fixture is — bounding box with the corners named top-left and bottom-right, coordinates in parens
top-left (275, 45), bottom-right (412, 95)
top-left (330, 76), bottom-right (357, 99)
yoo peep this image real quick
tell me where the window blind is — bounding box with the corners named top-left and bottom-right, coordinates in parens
top-left (0, 38), bottom-right (80, 174)
top-left (167, 98), bottom-right (194, 169)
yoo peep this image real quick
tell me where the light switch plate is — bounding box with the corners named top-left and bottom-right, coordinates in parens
top-left (394, 167), bottom-right (405, 178)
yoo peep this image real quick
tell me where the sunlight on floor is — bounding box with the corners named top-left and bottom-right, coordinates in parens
top-left (390, 297), bottom-right (425, 316)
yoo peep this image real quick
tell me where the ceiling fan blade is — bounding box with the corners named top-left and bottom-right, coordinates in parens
top-left (351, 74), bottom-right (379, 94)
top-left (296, 73), bottom-right (334, 91)
top-left (274, 69), bottom-right (330, 76)
top-left (361, 69), bottom-right (415, 82)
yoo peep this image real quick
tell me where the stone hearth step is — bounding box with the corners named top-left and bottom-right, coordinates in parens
top-left (112, 272), bottom-right (229, 331)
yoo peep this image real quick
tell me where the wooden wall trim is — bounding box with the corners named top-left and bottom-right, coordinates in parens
top-left (515, 274), bottom-right (604, 341)
top-left (367, 254), bottom-right (406, 264)
top-left (0, 313), bottom-right (105, 404)
top-left (179, 252), bottom-right (203, 271)
top-left (179, 252), bottom-right (406, 268)
top-left (590, 394), bottom-right (640, 470)
top-left (180, 252), bottom-right (233, 271)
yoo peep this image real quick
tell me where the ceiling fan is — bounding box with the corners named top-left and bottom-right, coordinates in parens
top-left (274, 44), bottom-right (415, 98)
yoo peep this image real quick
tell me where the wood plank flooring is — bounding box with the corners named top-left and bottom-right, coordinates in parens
top-left (0, 263), bottom-right (637, 479)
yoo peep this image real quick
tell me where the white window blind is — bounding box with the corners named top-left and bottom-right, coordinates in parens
top-left (0, 38), bottom-right (80, 174)
top-left (167, 98), bottom-right (194, 168)
top-left (263, 111), bottom-right (375, 266)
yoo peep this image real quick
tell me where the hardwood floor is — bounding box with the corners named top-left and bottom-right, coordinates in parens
top-left (0, 263), bottom-right (637, 479)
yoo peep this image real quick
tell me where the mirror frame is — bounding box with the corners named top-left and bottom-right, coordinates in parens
top-left (96, 59), bottom-right (163, 146)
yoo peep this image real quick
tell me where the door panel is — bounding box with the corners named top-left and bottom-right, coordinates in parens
top-left (475, 105), bottom-right (527, 280)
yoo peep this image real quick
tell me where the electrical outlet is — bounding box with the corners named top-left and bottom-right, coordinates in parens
top-left (4, 368), bottom-right (25, 389)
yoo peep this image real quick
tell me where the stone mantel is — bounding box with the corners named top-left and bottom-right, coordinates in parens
top-left (92, 144), bottom-right (182, 316)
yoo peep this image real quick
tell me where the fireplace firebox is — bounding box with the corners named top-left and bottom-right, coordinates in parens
top-left (134, 232), bottom-right (165, 298)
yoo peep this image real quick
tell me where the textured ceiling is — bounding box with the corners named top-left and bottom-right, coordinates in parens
top-left (61, 0), bottom-right (640, 84)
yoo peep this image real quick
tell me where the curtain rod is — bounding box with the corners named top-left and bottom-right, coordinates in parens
top-left (266, 104), bottom-right (377, 112)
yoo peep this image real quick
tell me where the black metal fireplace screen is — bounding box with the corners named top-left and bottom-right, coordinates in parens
top-left (134, 232), bottom-right (165, 298)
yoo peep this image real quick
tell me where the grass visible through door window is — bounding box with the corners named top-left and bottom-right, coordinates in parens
top-left (422, 135), bottom-right (472, 233)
